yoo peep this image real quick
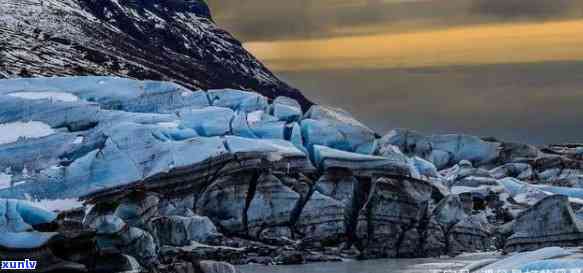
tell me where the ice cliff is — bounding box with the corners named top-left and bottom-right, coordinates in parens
top-left (0, 76), bottom-right (582, 272)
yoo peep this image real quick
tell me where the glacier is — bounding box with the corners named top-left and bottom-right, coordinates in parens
top-left (0, 76), bottom-right (582, 272)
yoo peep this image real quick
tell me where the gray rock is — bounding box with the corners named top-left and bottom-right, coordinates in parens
top-left (381, 129), bottom-right (499, 169)
top-left (196, 173), bottom-right (255, 234)
top-left (490, 163), bottom-right (534, 180)
top-left (246, 173), bottom-right (300, 238)
top-left (295, 191), bottom-right (346, 245)
top-left (274, 250), bottom-right (305, 265)
top-left (159, 195), bottom-right (197, 217)
top-left (498, 142), bottom-right (540, 163)
top-left (426, 195), bottom-right (492, 256)
top-left (537, 167), bottom-right (583, 185)
top-left (431, 195), bottom-right (468, 228)
top-left (505, 195), bottom-right (583, 252)
top-left (447, 213), bottom-right (492, 256)
top-left (315, 170), bottom-right (358, 205)
top-left (531, 156), bottom-right (583, 185)
top-left (381, 129), bottom-right (431, 159)
top-left (440, 160), bottom-right (492, 184)
top-left (88, 214), bottom-right (158, 266)
top-left (91, 215), bottom-right (127, 235)
top-left (118, 226), bottom-right (159, 267)
top-left (422, 195), bottom-right (467, 257)
top-left (197, 172), bottom-right (300, 240)
top-left (151, 215), bottom-right (221, 246)
top-left (422, 218), bottom-right (447, 257)
top-left (354, 177), bottom-right (436, 258)
top-left (115, 193), bottom-right (160, 228)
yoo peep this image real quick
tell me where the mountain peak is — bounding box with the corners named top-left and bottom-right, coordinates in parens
top-left (0, 0), bottom-right (311, 107)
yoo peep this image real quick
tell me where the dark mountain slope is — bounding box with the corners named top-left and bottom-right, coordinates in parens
top-left (0, 0), bottom-right (311, 107)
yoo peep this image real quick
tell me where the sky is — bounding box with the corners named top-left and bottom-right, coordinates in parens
top-left (208, 0), bottom-right (583, 144)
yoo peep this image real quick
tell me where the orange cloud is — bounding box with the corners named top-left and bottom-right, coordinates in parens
top-left (246, 20), bottom-right (583, 71)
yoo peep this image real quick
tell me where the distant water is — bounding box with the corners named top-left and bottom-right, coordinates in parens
top-left (239, 253), bottom-right (501, 273)
top-left (278, 61), bottom-right (583, 145)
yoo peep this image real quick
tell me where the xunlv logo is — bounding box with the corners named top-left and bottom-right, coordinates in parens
top-left (1, 259), bottom-right (37, 270)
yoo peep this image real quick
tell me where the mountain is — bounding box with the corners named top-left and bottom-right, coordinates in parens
top-left (0, 0), bottom-right (310, 107)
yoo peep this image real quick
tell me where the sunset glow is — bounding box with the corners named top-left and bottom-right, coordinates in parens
top-left (246, 20), bottom-right (583, 71)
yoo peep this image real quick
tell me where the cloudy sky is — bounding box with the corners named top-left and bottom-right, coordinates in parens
top-left (208, 0), bottom-right (583, 144)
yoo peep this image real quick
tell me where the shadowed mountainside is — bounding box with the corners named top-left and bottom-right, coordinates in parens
top-left (0, 0), bottom-right (311, 107)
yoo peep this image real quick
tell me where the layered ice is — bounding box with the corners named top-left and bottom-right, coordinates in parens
top-left (0, 199), bottom-right (57, 232)
top-left (179, 107), bottom-right (233, 137)
top-left (0, 76), bottom-right (211, 114)
top-left (302, 105), bottom-right (377, 155)
top-left (8, 92), bottom-right (79, 102)
top-left (207, 89), bottom-right (268, 113)
top-left (381, 129), bottom-right (499, 169)
top-left (0, 121), bottom-right (55, 145)
top-left (270, 96), bottom-right (302, 122)
top-left (0, 78), bottom-right (315, 202)
top-left (312, 145), bottom-right (414, 176)
top-left (2, 76), bottom-right (583, 264)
